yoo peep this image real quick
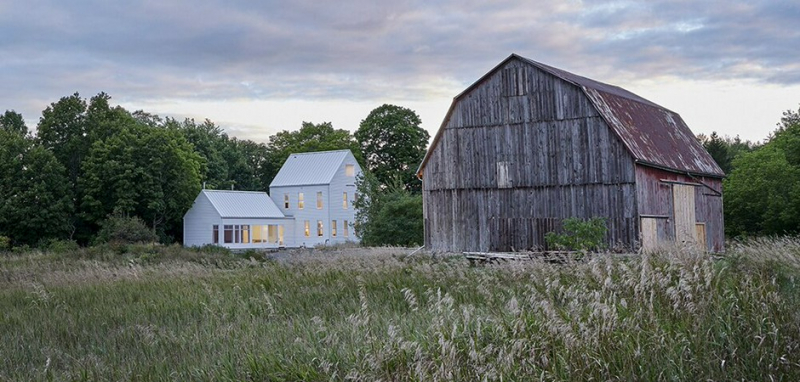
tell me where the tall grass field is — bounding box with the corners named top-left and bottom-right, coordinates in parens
top-left (1, 241), bottom-right (799, 381)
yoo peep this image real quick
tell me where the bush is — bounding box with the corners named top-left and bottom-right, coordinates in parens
top-left (545, 217), bottom-right (607, 252)
top-left (0, 236), bottom-right (9, 251)
top-left (95, 215), bottom-right (158, 245)
top-left (43, 239), bottom-right (80, 254)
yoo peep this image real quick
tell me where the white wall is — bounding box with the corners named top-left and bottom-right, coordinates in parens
top-left (183, 193), bottom-right (222, 247)
top-left (328, 152), bottom-right (361, 244)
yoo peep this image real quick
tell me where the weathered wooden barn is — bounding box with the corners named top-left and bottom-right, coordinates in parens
top-left (417, 54), bottom-right (725, 253)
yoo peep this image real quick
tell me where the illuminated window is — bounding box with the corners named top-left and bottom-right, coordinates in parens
top-left (304, 221), bottom-right (310, 237)
top-left (345, 164), bottom-right (355, 176)
top-left (212, 225), bottom-right (219, 244)
top-left (343, 220), bottom-right (349, 237)
top-left (343, 192), bottom-right (348, 209)
top-left (278, 225), bottom-right (284, 246)
top-left (241, 225), bottom-right (250, 244)
top-left (317, 220), bottom-right (323, 237)
top-left (268, 225), bottom-right (277, 243)
top-left (252, 225), bottom-right (266, 243)
top-left (331, 220), bottom-right (337, 237)
top-left (317, 191), bottom-right (323, 209)
top-left (284, 194), bottom-right (289, 209)
top-left (298, 193), bottom-right (304, 209)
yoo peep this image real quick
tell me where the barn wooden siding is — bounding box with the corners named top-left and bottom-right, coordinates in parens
top-left (422, 59), bottom-right (639, 252)
top-left (634, 166), bottom-right (724, 252)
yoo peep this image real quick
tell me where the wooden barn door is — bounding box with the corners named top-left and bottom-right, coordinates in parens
top-left (640, 217), bottom-right (658, 252)
top-left (672, 184), bottom-right (697, 247)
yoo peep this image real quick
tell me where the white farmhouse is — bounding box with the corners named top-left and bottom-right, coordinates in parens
top-left (182, 149), bottom-right (362, 249)
top-left (269, 149), bottom-right (362, 247)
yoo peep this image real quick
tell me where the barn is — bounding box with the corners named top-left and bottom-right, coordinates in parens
top-left (416, 54), bottom-right (725, 253)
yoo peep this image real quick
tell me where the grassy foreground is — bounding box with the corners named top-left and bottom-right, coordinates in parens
top-left (1, 241), bottom-right (799, 381)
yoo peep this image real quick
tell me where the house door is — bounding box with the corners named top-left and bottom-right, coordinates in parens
top-left (672, 184), bottom-right (697, 247)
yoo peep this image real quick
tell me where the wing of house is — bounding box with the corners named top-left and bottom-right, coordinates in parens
top-left (269, 149), bottom-right (362, 247)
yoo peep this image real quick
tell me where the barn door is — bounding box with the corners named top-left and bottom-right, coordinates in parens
top-left (695, 223), bottom-right (707, 252)
top-left (672, 184), bottom-right (697, 247)
top-left (640, 217), bottom-right (658, 252)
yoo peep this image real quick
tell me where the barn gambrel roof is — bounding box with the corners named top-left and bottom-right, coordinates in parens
top-left (418, 54), bottom-right (725, 178)
top-left (270, 150), bottom-right (354, 187)
top-left (202, 190), bottom-right (285, 219)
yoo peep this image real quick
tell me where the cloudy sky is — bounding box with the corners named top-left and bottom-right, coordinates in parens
top-left (2, 0), bottom-right (799, 143)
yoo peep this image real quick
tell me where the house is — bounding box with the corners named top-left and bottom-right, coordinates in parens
top-left (183, 149), bottom-right (362, 249)
top-left (269, 149), bottom-right (362, 247)
top-left (416, 54), bottom-right (725, 253)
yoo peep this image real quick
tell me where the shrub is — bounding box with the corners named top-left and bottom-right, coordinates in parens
top-left (95, 215), bottom-right (158, 245)
top-left (545, 217), bottom-right (607, 252)
top-left (44, 239), bottom-right (80, 254)
top-left (0, 236), bottom-right (9, 251)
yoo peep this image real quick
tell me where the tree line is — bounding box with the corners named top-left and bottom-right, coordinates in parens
top-left (699, 105), bottom-right (800, 237)
top-left (0, 93), bottom-right (428, 248)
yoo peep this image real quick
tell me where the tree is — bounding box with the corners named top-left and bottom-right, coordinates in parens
top-left (266, 121), bottom-right (362, 183)
top-left (353, 173), bottom-right (424, 247)
top-left (355, 104), bottom-right (429, 192)
top-left (0, 110), bottom-right (27, 136)
top-left (0, 130), bottom-right (73, 245)
top-left (699, 132), bottom-right (758, 175)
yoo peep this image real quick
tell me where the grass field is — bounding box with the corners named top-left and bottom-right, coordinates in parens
top-left (1, 241), bottom-right (799, 381)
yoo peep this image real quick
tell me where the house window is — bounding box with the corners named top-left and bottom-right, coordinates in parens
top-left (268, 225), bottom-right (278, 243)
top-left (298, 192), bottom-right (304, 209)
top-left (252, 225), bottom-right (265, 243)
top-left (278, 225), bottom-right (284, 246)
top-left (343, 220), bottom-right (349, 237)
top-left (331, 220), bottom-right (337, 237)
top-left (234, 225), bottom-right (241, 243)
top-left (317, 220), bottom-right (323, 237)
top-left (343, 192), bottom-right (348, 209)
top-left (345, 164), bottom-right (355, 177)
top-left (317, 191), bottom-right (323, 209)
top-left (284, 194), bottom-right (289, 209)
top-left (304, 221), bottom-right (310, 237)
top-left (212, 225), bottom-right (219, 244)
top-left (241, 225), bottom-right (250, 244)
top-left (223, 225), bottom-right (233, 243)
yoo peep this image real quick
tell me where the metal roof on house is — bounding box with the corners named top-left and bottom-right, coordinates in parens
top-left (418, 54), bottom-right (724, 178)
top-left (202, 190), bottom-right (285, 219)
top-left (269, 149), bottom-right (352, 187)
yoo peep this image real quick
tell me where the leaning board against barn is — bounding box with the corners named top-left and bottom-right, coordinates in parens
top-left (417, 54), bottom-right (724, 253)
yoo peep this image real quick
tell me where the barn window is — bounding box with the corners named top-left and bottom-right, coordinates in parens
top-left (497, 161), bottom-right (512, 188)
top-left (317, 191), bottom-right (323, 209)
top-left (284, 194), bottom-right (289, 209)
top-left (331, 220), bottom-right (337, 237)
top-left (304, 221), bottom-right (310, 237)
top-left (317, 220), bottom-right (324, 237)
top-left (502, 67), bottom-right (528, 96)
top-left (298, 192), bottom-right (304, 209)
top-left (212, 225), bottom-right (219, 244)
top-left (343, 220), bottom-right (349, 237)
top-left (343, 192), bottom-right (348, 209)
top-left (345, 164), bottom-right (355, 176)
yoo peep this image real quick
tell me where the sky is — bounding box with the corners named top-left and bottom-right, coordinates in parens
top-left (2, 0), bottom-right (799, 144)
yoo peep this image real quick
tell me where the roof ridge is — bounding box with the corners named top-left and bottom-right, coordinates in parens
top-left (288, 149), bottom-right (351, 156)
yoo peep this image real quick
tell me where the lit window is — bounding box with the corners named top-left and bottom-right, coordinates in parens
top-left (268, 225), bottom-right (278, 243)
top-left (317, 220), bottom-right (323, 237)
top-left (284, 194), bottom-right (289, 209)
top-left (241, 225), bottom-right (250, 244)
top-left (252, 225), bottom-right (265, 243)
top-left (224, 225), bottom-right (233, 243)
top-left (345, 164), bottom-right (355, 176)
top-left (278, 225), bottom-right (284, 246)
top-left (343, 220), bottom-right (349, 237)
top-left (316, 191), bottom-right (323, 209)
top-left (304, 221), bottom-right (310, 237)
top-left (213, 225), bottom-right (219, 244)
top-left (331, 220), bottom-right (337, 237)
top-left (343, 192), bottom-right (348, 209)
top-left (298, 193), bottom-right (304, 209)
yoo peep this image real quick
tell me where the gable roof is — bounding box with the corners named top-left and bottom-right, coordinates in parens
top-left (270, 149), bottom-right (353, 188)
top-left (418, 54), bottom-right (724, 178)
top-left (202, 190), bottom-right (285, 219)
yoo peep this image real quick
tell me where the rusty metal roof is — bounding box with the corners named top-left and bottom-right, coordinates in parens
top-left (418, 54), bottom-right (725, 178)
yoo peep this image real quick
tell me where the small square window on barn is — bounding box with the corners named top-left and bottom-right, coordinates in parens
top-left (497, 161), bottom-right (512, 188)
top-left (501, 67), bottom-right (528, 97)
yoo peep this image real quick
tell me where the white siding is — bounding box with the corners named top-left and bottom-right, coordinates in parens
top-left (183, 193), bottom-right (223, 247)
top-left (217, 218), bottom-right (296, 249)
top-left (328, 151), bottom-right (361, 244)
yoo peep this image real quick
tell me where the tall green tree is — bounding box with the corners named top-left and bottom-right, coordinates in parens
top-left (355, 104), bottom-right (429, 192)
top-left (0, 110), bottom-right (27, 136)
top-left (266, 121), bottom-right (362, 183)
top-left (353, 173), bottom-right (423, 247)
top-left (0, 130), bottom-right (73, 245)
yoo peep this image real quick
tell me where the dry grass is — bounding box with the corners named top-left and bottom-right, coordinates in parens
top-left (1, 241), bottom-right (799, 381)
